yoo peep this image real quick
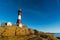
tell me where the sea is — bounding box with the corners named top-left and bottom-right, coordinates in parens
top-left (53, 33), bottom-right (60, 40)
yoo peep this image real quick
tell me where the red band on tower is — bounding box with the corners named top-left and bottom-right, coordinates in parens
top-left (17, 9), bottom-right (22, 25)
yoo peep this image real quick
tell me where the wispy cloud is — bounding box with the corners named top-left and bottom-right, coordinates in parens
top-left (56, 0), bottom-right (60, 7)
top-left (28, 22), bottom-right (60, 33)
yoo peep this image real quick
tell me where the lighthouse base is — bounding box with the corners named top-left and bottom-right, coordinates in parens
top-left (18, 23), bottom-right (23, 28)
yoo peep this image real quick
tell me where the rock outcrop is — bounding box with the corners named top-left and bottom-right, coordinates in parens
top-left (0, 26), bottom-right (58, 40)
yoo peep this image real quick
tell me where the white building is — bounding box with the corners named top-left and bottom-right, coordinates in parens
top-left (1, 22), bottom-right (12, 26)
top-left (7, 22), bottom-right (12, 26)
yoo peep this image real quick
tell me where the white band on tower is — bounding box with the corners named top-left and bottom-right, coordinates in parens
top-left (18, 15), bottom-right (21, 19)
top-left (17, 8), bottom-right (22, 27)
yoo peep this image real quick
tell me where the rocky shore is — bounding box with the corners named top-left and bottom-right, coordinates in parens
top-left (0, 25), bottom-right (58, 40)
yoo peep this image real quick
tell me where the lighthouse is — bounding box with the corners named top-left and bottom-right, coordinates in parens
top-left (17, 9), bottom-right (22, 27)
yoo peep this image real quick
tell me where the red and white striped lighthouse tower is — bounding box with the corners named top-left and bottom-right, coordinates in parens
top-left (17, 9), bottom-right (22, 27)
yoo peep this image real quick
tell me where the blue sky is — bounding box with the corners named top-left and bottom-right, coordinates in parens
top-left (0, 0), bottom-right (60, 33)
